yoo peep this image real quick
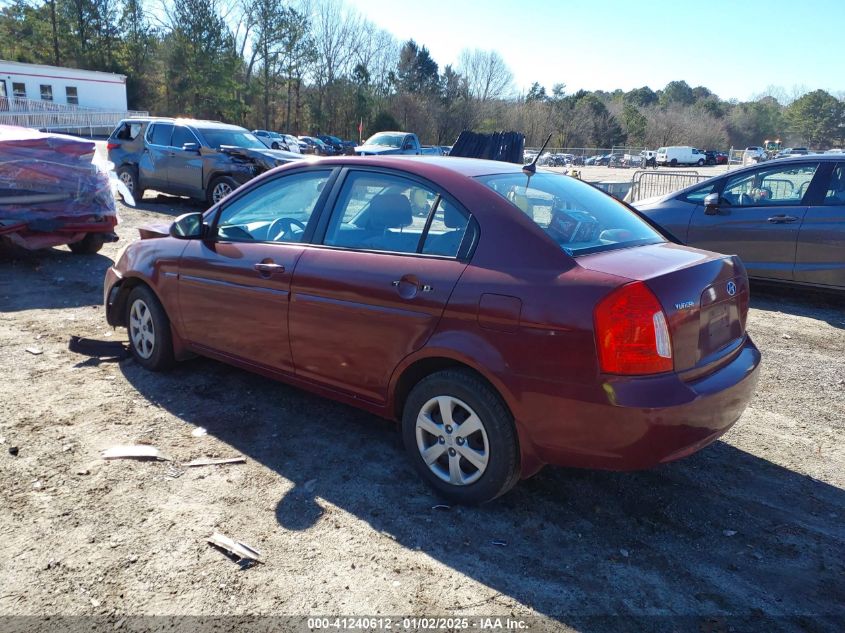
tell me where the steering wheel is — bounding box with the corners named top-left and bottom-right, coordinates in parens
top-left (267, 217), bottom-right (306, 242)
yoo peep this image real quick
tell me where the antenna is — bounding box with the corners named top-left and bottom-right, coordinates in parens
top-left (523, 133), bottom-right (553, 175)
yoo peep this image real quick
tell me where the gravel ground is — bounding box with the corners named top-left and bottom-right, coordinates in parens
top-left (1, 195), bottom-right (843, 633)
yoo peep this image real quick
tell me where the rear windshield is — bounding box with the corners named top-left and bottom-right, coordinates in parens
top-left (477, 172), bottom-right (665, 256)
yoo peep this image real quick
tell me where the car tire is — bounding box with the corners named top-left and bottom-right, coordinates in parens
top-left (697, 159), bottom-right (705, 166)
top-left (68, 232), bottom-right (106, 254)
top-left (116, 165), bottom-right (144, 201)
top-left (402, 368), bottom-right (520, 505)
top-left (207, 176), bottom-right (239, 206)
top-left (126, 285), bottom-right (174, 372)
top-left (670, 159), bottom-right (678, 167)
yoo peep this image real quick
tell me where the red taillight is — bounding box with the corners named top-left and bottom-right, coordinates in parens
top-left (594, 281), bottom-right (673, 375)
top-left (106, 142), bottom-right (120, 150)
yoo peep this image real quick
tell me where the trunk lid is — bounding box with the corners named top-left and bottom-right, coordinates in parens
top-left (578, 242), bottom-right (749, 374)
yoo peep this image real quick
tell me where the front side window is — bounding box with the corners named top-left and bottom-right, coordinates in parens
top-left (65, 86), bottom-right (78, 105)
top-left (40, 84), bottom-right (53, 101)
top-left (723, 163), bottom-right (818, 206)
top-left (12, 82), bottom-right (25, 98)
top-left (681, 182), bottom-right (717, 203)
top-left (324, 171), bottom-right (472, 257)
top-left (478, 172), bottom-right (664, 256)
top-left (216, 170), bottom-right (331, 242)
top-left (171, 126), bottom-right (198, 149)
top-left (200, 128), bottom-right (265, 150)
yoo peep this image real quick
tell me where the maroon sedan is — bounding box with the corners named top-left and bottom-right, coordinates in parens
top-left (104, 156), bottom-right (761, 504)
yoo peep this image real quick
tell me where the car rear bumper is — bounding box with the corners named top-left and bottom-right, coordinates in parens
top-left (525, 336), bottom-right (761, 470)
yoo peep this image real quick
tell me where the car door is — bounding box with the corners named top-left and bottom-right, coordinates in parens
top-left (288, 168), bottom-right (476, 402)
top-left (176, 168), bottom-right (336, 373)
top-left (166, 125), bottom-right (204, 197)
top-left (794, 161), bottom-right (845, 288)
top-left (686, 162), bottom-right (820, 281)
top-left (139, 122), bottom-right (173, 192)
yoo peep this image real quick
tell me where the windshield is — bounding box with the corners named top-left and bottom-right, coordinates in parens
top-left (477, 172), bottom-right (665, 256)
top-left (364, 133), bottom-right (404, 148)
top-left (200, 128), bottom-right (265, 150)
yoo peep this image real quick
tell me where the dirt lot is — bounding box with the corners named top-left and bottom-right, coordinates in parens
top-left (545, 162), bottom-right (736, 184)
top-left (1, 195), bottom-right (843, 633)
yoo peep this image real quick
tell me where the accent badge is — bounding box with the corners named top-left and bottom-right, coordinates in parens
top-left (726, 281), bottom-right (737, 296)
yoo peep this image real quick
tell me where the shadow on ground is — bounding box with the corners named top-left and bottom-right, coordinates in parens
top-left (120, 355), bottom-right (845, 632)
top-left (751, 282), bottom-right (845, 330)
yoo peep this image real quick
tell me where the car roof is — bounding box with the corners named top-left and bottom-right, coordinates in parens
top-left (668, 154), bottom-right (842, 197)
top-left (307, 155), bottom-right (533, 178)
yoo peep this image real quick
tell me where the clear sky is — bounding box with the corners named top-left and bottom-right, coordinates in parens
top-left (347, 0), bottom-right (845, 102)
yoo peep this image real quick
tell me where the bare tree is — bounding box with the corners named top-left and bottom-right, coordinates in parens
top-left (457, 48), bottom-right (513, 102)
top-left (308, 0), bottom-right (360, 131)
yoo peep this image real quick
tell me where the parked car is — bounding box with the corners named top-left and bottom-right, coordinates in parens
top-left (252, 130), bottom-right (301, 153)
top-left (316, 135), bottom-right (356, 155)
top-left (775, 147), bottom-right (809, 159)
top-left (253, 130), bottom-right (291, 150)
top-left (317, 134), bottom-right (347, 155)
top-left (299, 135), bottom-right (335, 156)
top-left (356, 131), bottom-right (424, 156)
top-left (656, 146), bottom-right (707, 167)
top-left (0, 126), bottom-right (118, 254)
top-left (635, 155), bottom-right (845, 291)
top-left (745, 146), bottom-right (767, 162)
top-left (108, 118), bottom-right (303, 205)
top-left (703, 150), bottom-right (726, 166)
top-left (104, 156), bottom-right (761, 503)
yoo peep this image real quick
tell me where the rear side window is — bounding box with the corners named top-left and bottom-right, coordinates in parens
top-left (824, 164), bottom-right (845, 205)
top-left (477, 172), bottom-right (664, 256)
top-left (148, 123), bottom-right (173, 146)
top-left (323, 171), bottom-right (473, 257)
top-left (113, 122), bottom-right (143, 140)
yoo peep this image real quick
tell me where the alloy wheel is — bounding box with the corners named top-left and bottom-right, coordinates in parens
top-left (212, 182), bottom-right (233, 204)
top-left (118, 171), bottom-right (134, 191)
top-left (129, 298), bottom-right (155, 359)
top-left (415, 396), bottom-right (489, 486)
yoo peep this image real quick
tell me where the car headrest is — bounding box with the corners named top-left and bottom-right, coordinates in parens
top-left (443, 203), bottom-right (465, 229)
top-left (366, 194), bottom-right (412, 230)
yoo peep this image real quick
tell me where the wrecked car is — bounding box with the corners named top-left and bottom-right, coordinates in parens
top-left (108, 118), bottom-right (305, 205)
top-left (0, 125), bottom-right (118, 253)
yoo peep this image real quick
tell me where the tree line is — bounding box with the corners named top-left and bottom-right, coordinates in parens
top-left (1, 0), bottom-right (844, 149)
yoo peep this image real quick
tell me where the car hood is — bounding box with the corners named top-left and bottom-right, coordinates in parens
top-left (220, 145), bottom-right (303, 164)
top-left (355, 144), bottom-right (401, 155)
top-left (633, 193), bottom-right (674, 209)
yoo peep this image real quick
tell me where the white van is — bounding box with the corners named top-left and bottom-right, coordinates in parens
top-left (655, 146), bottom-right (707, 167)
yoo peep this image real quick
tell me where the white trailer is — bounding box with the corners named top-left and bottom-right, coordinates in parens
top-left (0, 60), bottom-right (128, 110)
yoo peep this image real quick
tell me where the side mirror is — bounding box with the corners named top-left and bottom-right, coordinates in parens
top-left (181, 142), bottom-right (200, 153)
top-left (170, 212), bottom-right (205, 239)
top-left (703, 192), bottom-right (721, 215)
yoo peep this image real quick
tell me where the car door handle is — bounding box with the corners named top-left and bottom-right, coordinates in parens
top-left (392, 280), bottom-right (433, 292)
top-left (767, 215), bottom-right (798, 223)
top-left (253, 262), bottom-right (285, 273)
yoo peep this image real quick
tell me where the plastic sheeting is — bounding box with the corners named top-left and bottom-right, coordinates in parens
top-left (0, 125), bottom-right (119, 250)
